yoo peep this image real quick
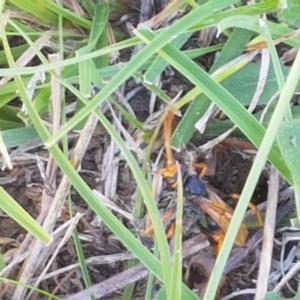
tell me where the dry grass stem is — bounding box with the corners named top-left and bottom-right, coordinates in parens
top-left (255, 167), bottom-right (280, 300)
top-left (11, 109), bottom-right (99, 299)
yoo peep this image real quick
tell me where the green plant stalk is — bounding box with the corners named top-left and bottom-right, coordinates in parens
top-left (0, 253), bottom-right (5, 270)
top-left (145, 243), bottom-right (160, 300)
top-left (168, 164), bottom-right (183, 300)
top-left (133, 109), bottom-right (170, 219)
top-left (0, 185), bottom-right (52, 243)
top-left (204, 48), bottom-right (300, 300)
top-left (59, 0), bottom-right (93, 294)
top-left (121, 260), bottom-right (136, 300)
top-left (186, 0), bottom-right (199, 8)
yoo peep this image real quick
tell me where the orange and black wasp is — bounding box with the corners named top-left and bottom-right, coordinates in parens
top-left (143, 109), bottom-right (262, 250)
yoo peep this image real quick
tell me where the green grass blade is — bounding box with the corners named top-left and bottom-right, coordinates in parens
top-left (168, 165), bottom-right (184, 300)
top-left (0, 277), bottom-right (60, 299)
top-left (9, 0), bottom-right (58, 25)
top-left (77, 3), bottom-right (109, 97)
top-left (259, 19), bottom-right (292, 120)
top-left (219, 16), bottom-right (293, 122)
top-left (190, 0), bottom-right (278, 31)
top-left (144, 32), bottom-right (191, 83)
top-left (0, 186), bottom-right (52, 244)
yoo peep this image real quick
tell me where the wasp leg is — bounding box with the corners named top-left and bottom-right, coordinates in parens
top-left (199, 189), bottom-right (248, 247)
top-left (143, 208), bottom-right (174, 237)
top-left (209, 231), bottom-right (225, 253)
top-left (166, 222), bottom-right (176, 239)
top-left (163, 110), bottom-right (175, 167)
top-left (193, 162), bottom-right (208, 178)
top-left (230, 193), bottom-right (263, 227)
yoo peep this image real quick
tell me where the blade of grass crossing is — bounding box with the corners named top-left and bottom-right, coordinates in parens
top-left (5, 18), bottom-right (174, 289)
top-left (259, 19), bottom-right (292, 120)
top-left (77, 3), bottom-right (109, 98)
top-left (144, 32), bottom-right (191, 83)
top-left (168, 164), bottom-right (184, 299)
top-left (0, 186), bottom-right (52, 244)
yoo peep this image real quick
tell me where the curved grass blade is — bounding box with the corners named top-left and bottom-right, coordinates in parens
top-left (168, 164), bottom-right (184, 299)
top-left (0, 187), bottom-right (52, 244)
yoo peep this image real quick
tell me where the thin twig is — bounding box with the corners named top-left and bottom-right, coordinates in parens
top-left (255, 167), bottom-right (280, 300)
top-left (273, 260), bottom-right (300, 293)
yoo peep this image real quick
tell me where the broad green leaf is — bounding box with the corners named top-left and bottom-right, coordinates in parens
top-left (279, 0), bottom-right (300, 28)
top-left (277, 119), bottom-right (300, 226)
top-left (263, 292), bottom-right (283, 300)
top-left (277, 120), bottom-right (300, 178)
top-left (173, 50), bottom-right (300, 149)
top-left (2, 127), bottom-right (40, 147)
